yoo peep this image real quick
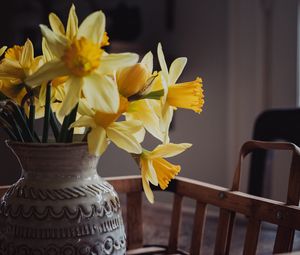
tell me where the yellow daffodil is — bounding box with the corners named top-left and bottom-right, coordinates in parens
top-left (49, 5), bottom-right (110, 48)
top-left (0, 40), bottom-right (42, 105)
top-left (116, 51), bottom-right (164, 141)
top-left (155, 43), bottom-right (205, 143)
top-left (138, 143), bottom-right (192, 203)
top-left (26, 6), bottom-right (138, 117)
top-left (70, 97), bottom-right (144, 156)
top-left (117, 63), bottom-right (150, 97)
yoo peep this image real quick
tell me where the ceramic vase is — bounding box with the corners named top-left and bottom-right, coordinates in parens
top-left (0, 142), bottom-right (126, 255)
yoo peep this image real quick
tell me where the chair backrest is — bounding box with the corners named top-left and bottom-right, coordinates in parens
top-left (107, 140), bottom-right (300, 255)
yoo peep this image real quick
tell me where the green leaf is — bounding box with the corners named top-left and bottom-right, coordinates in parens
top-left (140, 89), bottom-right (164, 100)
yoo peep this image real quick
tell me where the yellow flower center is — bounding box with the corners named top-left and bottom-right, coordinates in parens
top-left (153, 158), bottom-right (181, 190)
top-left (94, 96), bottom-right (129, 128)
top-left (5, 45), bottom-right (23, 61)
top-left (62, 37), bottom-right (103, 77)
top-left (167, 77), bottom-right (204, 113)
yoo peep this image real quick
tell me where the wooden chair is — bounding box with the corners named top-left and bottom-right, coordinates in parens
top-left (107, 140), bottom-right (300, 255)
top-left (248, 108), bottom-right (300, 197)
top-left (1, 140), bottom-right (300, 254)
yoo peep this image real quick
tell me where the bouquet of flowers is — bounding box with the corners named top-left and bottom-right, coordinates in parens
top-left (0, 5), bottom-right (204, 203)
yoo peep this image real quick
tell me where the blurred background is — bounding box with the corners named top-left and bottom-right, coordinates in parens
top-left (0, 0), bottom-right (298, 202)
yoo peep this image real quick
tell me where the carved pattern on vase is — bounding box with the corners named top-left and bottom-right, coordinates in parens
top-left (0, 235), bottom-right (126, 255)
top-left (0, 198), bottom-right (120, 220)
top-left (4, 181), bottom-right (114, 201)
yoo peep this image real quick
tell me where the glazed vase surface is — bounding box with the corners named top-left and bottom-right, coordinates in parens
top-left (0, 142), bottom-right (126, 255)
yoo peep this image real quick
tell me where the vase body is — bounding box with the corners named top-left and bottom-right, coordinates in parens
top-left (0, 142), bottom-right (126, 255)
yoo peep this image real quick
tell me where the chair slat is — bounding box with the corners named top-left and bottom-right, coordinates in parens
top-left (127, 192), bottom-right (143, 249)
top-left (190, 201), bottom-right (207, 255)
top-left (214, 209), bottom-right (235, 255)
top-left (243, 218), bottom-right (261, 255)
top-left (273, 226), bottom-right (294, 253)
top-left (168, 193), bottom-right (183, 253)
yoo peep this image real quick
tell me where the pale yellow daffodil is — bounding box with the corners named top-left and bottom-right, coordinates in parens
top-left (0, 39), bottom-right (42, 105)
top-left (116, 51), bottom-right (164, 141)
top-left (70, 97), bottom-right (144, 156)
top-left (138, 143), bottom-right (192, 203)
top-left (155, 43), bottom-right (205, 143)
top-left (26, 6), bottom-right (138, 117)
top-left (49, 5), bottom-right (110, 48)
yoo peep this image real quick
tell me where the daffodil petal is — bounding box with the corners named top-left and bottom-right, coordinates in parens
top-left (82, 74), bottom-right (119, 113)
top-left (151, 143), bottom-right (192, 158)
top-left (134, 128), bottom-right (146, 144)
top-left (78, 11), bottom-right (105, 44)
top-left (49, 12), bottom-right (65, 36)
top-left (1, 58), bottom-right (21, 70)
top-left (78, 98), bottom-right (95, 117)
top-left (29, 56), bottom-right (43, 75)
top-left (157, 43), bottom-right (168, 79)
top-left (66, 4), bottom-right (78, 40)
top-left (38, 82), bottom-right (47, 106)
top-left (42, 38), bottom-right (55, 62)
top-left (88, 126), bottom-right (109, 156)
top-left (20, 39), bottom-right (34, 68)
top-left (107, 122), bottom-right (142, 154)
top-left (59, 76), bottom-right (83, 116)
top-left (141, 51), bottom-right (153, 74)
top-left (40, 24), bottom-right (68, 58)
top-left (25, 60), bottom-right (69, 87)
top-left (141, 168), bottom-right (154, 203)
top-left (113, 119), bottom-right (143, 132)
top-left (127, 100), bottom-right (163, 142)
top-left (160, 103), bottom-right (173, 144)
top-left (99, 53), bottom-right (139, 75)
top-left (69, 115), bottom-right (96, 129)
top-left (0, 46), bottom-right (7, 57)
top-left (169, 57), bottom-right (187, 84)
top-left (0, 59), bottom-right (23, 80)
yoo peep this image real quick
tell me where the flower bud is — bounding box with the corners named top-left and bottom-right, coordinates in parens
top-left (117, 63), bottom-right (150, 97)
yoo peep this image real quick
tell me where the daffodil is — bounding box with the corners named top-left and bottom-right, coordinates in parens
top-left (116, 51), bottom-right (164, 141)
top-left (155, 43), bottom-right (205, 143)
top-left (26, 6), bottom-right (138, 117)
top-left (138, 143), bottom-right (192, 203)
top-left (49, 5), bottom-right (110, 48)
top-left (70, 97), bottom-right (144, 156)
top-left (0, 40), bottom-right (42, 105)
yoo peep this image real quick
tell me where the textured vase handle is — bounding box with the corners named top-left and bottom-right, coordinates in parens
top-left (231, 140), bottom-right (300, 200)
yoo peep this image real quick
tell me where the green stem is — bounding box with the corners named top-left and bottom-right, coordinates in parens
top-left (58, 104), bottom-right (78, 143)
top-left (42, 83), bottom-right (51, 143)
top-left (29, 95), bottom-right (35, 134)
top-left (7, 102), bottom-right (34, 142)
top-left (66, 104), bottom-right (78, 143)
top-left (58, 115), bottom-right (70, 143)
top-left (49, 109), bottom-right (60, 142)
